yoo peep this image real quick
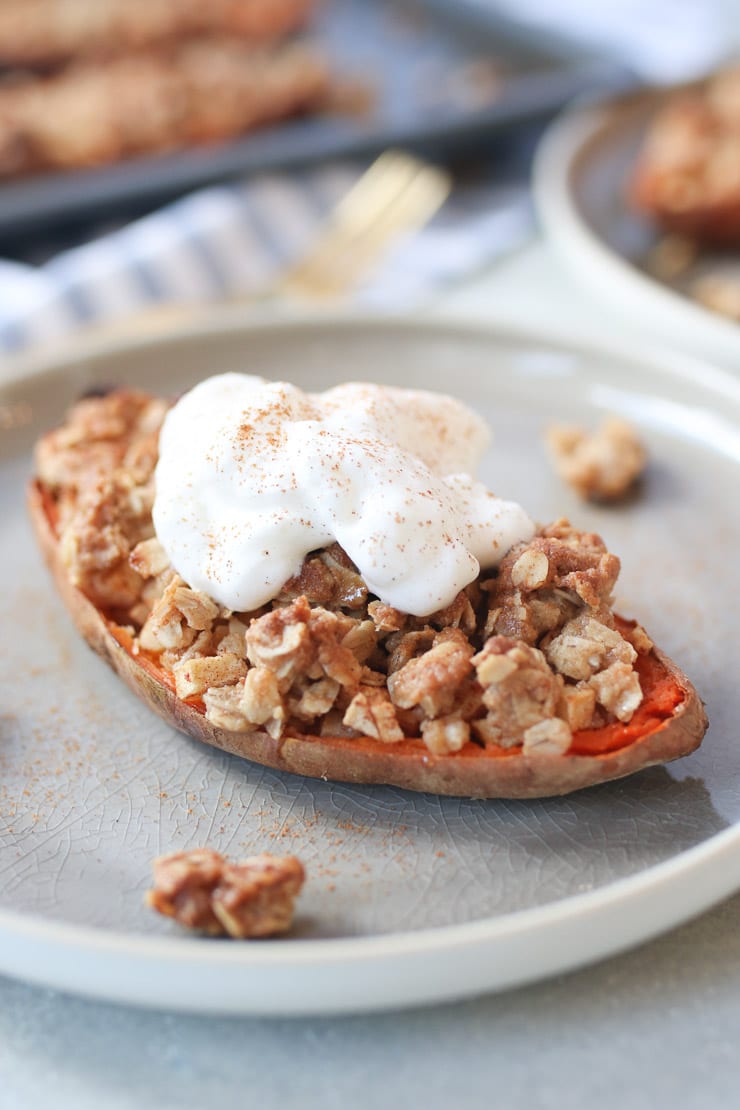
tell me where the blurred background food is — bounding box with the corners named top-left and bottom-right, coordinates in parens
top-left (0, 0), bottom-right (738, 353)
top-left (0, 0), bottom-right (634, 235)
top-left (632, 68), bottom-right (740, 247)
top-left (0, 0), bottom-right (317, 68)
top-left (632, 67), bottom-right (740, 323)
top-left (0, 0), bottom-right (328, 180)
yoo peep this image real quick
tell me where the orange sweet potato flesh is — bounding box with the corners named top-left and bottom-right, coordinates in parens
top-left (28, 480), bottom-right (708, 799)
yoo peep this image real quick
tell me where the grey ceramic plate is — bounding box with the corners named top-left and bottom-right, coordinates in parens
top-left (1, 314), bottom-right (740, 1015)
top-left (534, 89), bottom-right (740, 370)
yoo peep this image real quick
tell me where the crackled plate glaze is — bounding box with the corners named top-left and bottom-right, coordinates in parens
top-left (2, 314), bottom-right (740, 1015)
top-left (534, 89), bottom-right (740, 371)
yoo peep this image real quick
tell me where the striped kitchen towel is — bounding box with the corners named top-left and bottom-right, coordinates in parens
top-left (0, 163), bottom-right (533, 354)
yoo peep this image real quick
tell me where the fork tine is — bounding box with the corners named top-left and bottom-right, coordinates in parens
top-left (284, 172), bottom-right (448, 295)
top-left (358, 167), bottom-right (451, 242)
top-left (328, 150), bottom-right (431, 230)
top-left (310, 183), bottom-right (449, 295)
top-left (280, 159), bottom-right (451, 297)
top-left (285, 155), bottom-right (431, 285)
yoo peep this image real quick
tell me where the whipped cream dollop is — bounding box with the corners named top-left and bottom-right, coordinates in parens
top-left (153, 374), bottom-right (535, 617)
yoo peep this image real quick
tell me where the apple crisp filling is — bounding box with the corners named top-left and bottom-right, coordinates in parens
top-left (35, 389), bottom-right (653, 756)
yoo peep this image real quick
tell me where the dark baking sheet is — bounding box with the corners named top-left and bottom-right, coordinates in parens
top-left (0, 0), bottom-right (633, 238)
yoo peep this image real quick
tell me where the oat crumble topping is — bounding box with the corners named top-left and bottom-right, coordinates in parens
top-left (35, 390), bottom-right (653, 758)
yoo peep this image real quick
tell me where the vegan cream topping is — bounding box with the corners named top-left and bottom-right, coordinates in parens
top-left (153, 374), bottom-right (535, 616)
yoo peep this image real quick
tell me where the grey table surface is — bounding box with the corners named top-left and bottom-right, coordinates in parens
top-left (3, 891), bottom-right (740, 1109)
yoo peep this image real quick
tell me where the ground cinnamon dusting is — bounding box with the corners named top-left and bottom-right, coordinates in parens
top-left (32, 388), bottom-right (684, 766)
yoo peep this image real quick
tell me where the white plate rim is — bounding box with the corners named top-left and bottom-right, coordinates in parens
top-left (532, 91), bottom-right (740, 369)
top-left (3, 309), bottom-right (740, 1016)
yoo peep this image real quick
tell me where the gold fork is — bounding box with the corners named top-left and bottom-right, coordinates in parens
top-left (271, 149), bottom-right (452, 299)
top-left (71, 150), bottom-right (451, 343)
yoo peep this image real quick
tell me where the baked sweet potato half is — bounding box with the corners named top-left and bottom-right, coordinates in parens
top-left (27, 387), bottom-right (708, 800)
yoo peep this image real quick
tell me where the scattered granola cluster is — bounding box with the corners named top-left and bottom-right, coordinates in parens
top-left (546, 418), bottom-right (647, 503)
top-left (36, 390), bottom-right (654, 760)
top-left (691, 271), bottom-right (740, 321)
top-left (0, 0), bottom-right (329, 180)
top-left (146, 848), bottom-right (305, 938)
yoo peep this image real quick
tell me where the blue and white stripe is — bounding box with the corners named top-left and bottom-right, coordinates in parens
top-left (0, 165), bottom-right (532, 354)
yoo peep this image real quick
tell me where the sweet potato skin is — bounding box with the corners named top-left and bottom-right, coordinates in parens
top-left (28, 480), bottom-right (708, 799)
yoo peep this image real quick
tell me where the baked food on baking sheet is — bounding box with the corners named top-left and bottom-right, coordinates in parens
top-left (0, 0), bottom-right (330, 180)
top-left (0, 0), bottom-right (315, 69)
top-left (0, 38), bottom-right (329, 178)
top-left (545, 418), bottom-right (647, 503)
top-left (28, 377), bottom-right (707, 799)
